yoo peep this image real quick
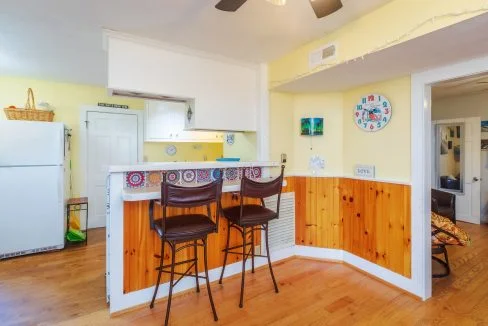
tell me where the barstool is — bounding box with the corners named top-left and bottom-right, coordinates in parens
top-left (148, 171), bottom-right (223, 326)
top-left (219, 165), bottom-right (285, 308)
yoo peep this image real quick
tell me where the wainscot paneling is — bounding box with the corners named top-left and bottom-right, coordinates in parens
top-left (284, 176), bottom-right (411, 278)
top-left (123, 193), bottom-right (260, 294)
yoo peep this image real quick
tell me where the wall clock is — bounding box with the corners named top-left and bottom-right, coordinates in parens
top-left (354, 94), bottom-right (392, 132)
top-left (165, 145), bottom-right (177, 156)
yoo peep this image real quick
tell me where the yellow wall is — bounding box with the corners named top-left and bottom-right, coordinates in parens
top-left (269, 92), bottom-right (295, 171)
top-left (292, 93), bottom-right (343, 175)
top-left (0, 76), bottom-right (224, 197)
top-left (144, 142), bottom-right (222, 162)
top-left (223, 132), bottom-right (257, 161)
top-left (269, 0), bottom-right (487, 88)
top-left (269, 76), bottom-right (411, 181)
top-left (342, 76), bottom-right (411, 181)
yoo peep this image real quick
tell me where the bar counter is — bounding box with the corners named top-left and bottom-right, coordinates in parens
top-left (106, 161), bottom-right (282, 313)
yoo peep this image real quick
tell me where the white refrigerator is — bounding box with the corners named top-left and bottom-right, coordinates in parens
top-left (0, 120), bottom-right (67, 259)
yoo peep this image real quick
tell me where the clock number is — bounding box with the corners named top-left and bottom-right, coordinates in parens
top-left (357, 105), bottom-right (363, 111)
top-left (358, 119), bottom-right (362, 124)
top-left (355, 112), bottom-right (359, 117)
top-left (368, 95), bottom-right (375, 102)
top-left (384, 108), bottom-right (389, 114)
top-left (383, 101), bottom-right (388, 108)
top-left (377, 122), bottom-right (382, 128)
top-left (364, 123), bottom-right (367, 128)
top-left (362, 98), bottom-right (367, 104)
top-left (383, 117), bottom-right (387, 122)
top-left (370, 124), bottom-right (374, 130)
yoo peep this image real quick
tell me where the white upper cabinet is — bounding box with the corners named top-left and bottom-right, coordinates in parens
top-left (107, 36), bottom-right (259, 132)
top-left (145, 100), bottom-right (223, 143)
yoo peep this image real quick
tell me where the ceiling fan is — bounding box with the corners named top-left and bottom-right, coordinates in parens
top-left (215, 0), bottom-right (343, 19)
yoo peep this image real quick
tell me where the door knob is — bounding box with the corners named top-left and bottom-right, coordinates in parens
top-left (473, 177), bottom-right (480, 182)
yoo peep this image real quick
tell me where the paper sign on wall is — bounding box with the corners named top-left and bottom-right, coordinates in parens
top-left (354, 164), bottom-right (375, 178)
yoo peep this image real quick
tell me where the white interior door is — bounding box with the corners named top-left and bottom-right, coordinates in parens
top-left (434, 117), bottom-right (481, 224)
top-left (460, 117), bottom-right (481, 223)
top-left (87, 111), bottom-right (139, 228)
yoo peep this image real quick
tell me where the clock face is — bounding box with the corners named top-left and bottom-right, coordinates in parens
top-left (354, 94), bottom-right (392, 132)
top-left (165, 145), bottom-right (177, 156)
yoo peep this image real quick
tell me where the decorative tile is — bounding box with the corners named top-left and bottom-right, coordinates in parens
top-left (126, 171), bottom-right (146, 188)
top-left (196, 169), bottom-right (211, 183)
top-left (146, 171), bottom-right (162, 187)
top-left (251, 167), bottom-right (262, 179)
top-left (211, 169), bottom-right (222, 181)
top-left (165, 170), bottom-right (181, 184)
top-left (224, 168), bottom-right (239, 181)
top-left (182, 169), bottom-right (196, 183)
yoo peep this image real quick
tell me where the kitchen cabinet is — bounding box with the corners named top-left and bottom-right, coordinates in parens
top-left (108, 36), bottom-right (259, 132)
top-left (144, 101), bottom-right (223, 143)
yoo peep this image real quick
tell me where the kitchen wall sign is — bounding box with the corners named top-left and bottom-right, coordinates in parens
top-left (98, 102), bottom-right (129, 109)
top-left (354, 94), bottom-right (392, 132)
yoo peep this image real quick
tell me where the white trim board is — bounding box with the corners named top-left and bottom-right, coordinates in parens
top-left (411, 54), bottom-right (488, 301)
top-left (79, 105), bottom-right (144, 198)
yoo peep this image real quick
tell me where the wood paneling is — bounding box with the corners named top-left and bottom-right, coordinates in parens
top-left (123, 193), bottom-right (260, 294)
top-left (285, 176), bottom-right (411, 278)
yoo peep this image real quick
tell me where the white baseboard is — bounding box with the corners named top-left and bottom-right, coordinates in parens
top-left (110, 245), bottom-right (421, 314)
top-left (294, 246), bottom-right (419, 297)
top-left (110, 246), bottom-right (295, 314)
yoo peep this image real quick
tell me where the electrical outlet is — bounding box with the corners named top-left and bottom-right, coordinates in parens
top-left (280, 153), bottom-right (287, 164)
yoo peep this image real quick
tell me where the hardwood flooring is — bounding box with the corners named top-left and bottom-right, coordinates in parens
top-left (1, 223), bottom-right (487, 325)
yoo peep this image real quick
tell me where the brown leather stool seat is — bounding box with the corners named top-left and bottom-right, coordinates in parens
top-left (153, 213), bottom-right (217, 241)
top-left (148, 172), bottom-right (223, 326)
top-left (222, 204), bottom-right (277, 226)
top-left (219, 165), bottom-right (285, 308)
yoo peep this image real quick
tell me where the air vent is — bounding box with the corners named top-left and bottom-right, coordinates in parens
top-left (309, 43), bottom-right (337, 69)
top-left (0, 245), bottom-right (61, 260)
top-left (264, 192), bottom-right (295, 251)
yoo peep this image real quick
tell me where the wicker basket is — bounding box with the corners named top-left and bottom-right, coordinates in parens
top-left (4, 88), bottom-right (54, 122)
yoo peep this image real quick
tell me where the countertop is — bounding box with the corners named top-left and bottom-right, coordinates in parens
top-left (109, 161), bottom-right (280, 173)
top-left (122, 178), bottom-right (287, 201)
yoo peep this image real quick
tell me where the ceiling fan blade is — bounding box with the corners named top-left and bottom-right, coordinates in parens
top-left (309, 0), bottom-right (343, 19)
top-left (215, 0), bottom-right (248, 12)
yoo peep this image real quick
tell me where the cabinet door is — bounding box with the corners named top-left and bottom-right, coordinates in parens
top-left (145, 101), bottom-right (173, 141)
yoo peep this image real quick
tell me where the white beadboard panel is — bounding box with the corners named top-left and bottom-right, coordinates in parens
top-left (265, 192), bottom-right (295, 251)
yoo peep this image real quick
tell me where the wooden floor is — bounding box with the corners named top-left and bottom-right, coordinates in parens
top-left (1, 222), bottom-right (488, 326)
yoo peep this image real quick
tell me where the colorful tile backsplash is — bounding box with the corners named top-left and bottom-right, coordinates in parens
top-left (124, 167), bottom-right (263, 189)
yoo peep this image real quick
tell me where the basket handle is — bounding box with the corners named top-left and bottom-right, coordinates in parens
top-left (25, 88), bottom-right (36, 110)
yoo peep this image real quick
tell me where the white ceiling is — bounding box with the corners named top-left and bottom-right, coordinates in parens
top-left (432, 73), bottom-right (488, 100)
top-left (274, 13), bottom-right (488, 93)
top-left (0, 0), bottom-right (392, 86)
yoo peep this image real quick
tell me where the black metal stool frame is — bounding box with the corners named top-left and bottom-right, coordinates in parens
top-left (219, 165), bottom-right (285, 308)
top-left (148, 171), bottom-right (223, 326)
top-left (431, 223), bottom-right (462, 278)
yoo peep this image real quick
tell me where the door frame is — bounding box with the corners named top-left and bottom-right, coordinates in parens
top-left (411, 55), bottom-right (488, 301)
top-left (79, 105), bottom-right (144, 198)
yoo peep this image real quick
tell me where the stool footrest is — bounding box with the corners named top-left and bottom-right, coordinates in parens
top-left (156, 258), bottom-right (197, 270)
top-left (222, 243), bottom-right (254, 252)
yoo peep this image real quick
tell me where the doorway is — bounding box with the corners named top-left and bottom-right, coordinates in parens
top-left (431, 117), bottom-right (482, 224)
top-left (412, 55), bottom-right (488, 300)
top-left (80, 106), bottom-right (143, 228)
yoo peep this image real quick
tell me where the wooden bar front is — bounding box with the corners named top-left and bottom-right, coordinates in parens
top-left (123, 193), bottom-right (261, 294)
